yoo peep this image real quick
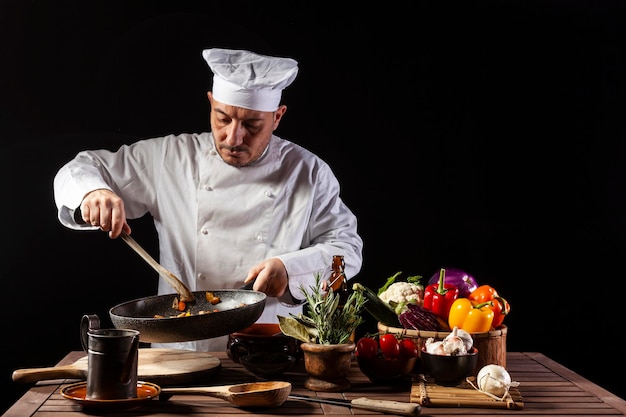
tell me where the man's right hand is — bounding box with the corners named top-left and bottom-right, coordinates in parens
top-left (80, 189), bottom-right (130, 238)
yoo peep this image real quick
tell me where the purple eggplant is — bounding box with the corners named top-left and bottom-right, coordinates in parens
top-left (427, 267), bottom-right (478, 298)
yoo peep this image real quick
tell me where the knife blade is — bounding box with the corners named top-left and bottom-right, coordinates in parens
top-left (288, 394), bottom-right (421, 416)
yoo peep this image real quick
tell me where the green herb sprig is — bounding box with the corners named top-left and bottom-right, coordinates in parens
top-left (278, 272), bottom-right (366, 344)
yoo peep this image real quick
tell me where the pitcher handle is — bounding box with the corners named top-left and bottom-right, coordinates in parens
top-left (80, 314), bottom-right (101, 352)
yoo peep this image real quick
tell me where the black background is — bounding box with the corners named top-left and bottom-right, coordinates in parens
top-left (1, 0), bottom-right (625, 413)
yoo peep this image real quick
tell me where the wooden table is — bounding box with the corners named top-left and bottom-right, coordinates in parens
top-left (4, 351), bottom-right (626, 416)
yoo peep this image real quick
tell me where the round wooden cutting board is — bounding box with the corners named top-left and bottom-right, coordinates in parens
top-left (12, 348), bottom-right (221, 386)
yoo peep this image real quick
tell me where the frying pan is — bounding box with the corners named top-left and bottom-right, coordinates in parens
top-left (109, 290), bottom-right (266, 343)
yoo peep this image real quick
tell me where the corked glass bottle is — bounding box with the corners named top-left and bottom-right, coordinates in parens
top-left (327, 255), bottom-right (349, 308)
top-left (326, 254), bottom-right (357, 343)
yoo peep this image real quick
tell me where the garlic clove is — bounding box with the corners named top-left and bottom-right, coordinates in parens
top-left (425, 340), bottom-right (445, 354)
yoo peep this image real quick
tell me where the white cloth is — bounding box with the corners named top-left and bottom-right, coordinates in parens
top-left (54, 132), bottom-right (363, 351)
top-left (202, 48), bottom-right (298, 112)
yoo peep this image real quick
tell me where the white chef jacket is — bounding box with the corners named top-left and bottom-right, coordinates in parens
top-left (54, 132), bottom-right (363, 351)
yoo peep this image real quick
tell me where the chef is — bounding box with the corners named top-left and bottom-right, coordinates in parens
top-left (53, 47), bottom-right (363, 351)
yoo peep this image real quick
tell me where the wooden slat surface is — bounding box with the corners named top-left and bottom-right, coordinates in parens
top-left (411, 374), bottom-right (524, 409)
top-left (4, 351), bottom-right (626, 416)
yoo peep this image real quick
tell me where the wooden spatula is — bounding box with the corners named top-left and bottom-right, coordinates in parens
top-left (120, 231), bottom-right (194, 302)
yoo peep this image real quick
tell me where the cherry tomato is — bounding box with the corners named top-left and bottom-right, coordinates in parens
top-left (356, 337), bottom-right (378, 359)
top-left (398, 338), bottom-right (418, 358)
top-left (379, 333), bottom-right (400, 358)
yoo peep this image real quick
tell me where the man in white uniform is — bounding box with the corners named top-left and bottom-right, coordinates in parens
top-left (53, 48), bottom-right (363, 351)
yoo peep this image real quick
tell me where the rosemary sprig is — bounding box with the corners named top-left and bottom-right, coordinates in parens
top-left (280, 272), bottom-right (366, 344)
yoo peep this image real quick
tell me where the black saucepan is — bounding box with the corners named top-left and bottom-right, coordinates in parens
top-left (109, 290), bottom-right (266, 343)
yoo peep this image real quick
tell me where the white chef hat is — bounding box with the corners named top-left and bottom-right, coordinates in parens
top-left (202, 48), bottom-right (299, 112)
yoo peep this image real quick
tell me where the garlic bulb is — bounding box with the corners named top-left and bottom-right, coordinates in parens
top-left (453, 327), bottom-right (473, 351)
top-left (442, 326), bottom-right (473, 355)
top-left (424, 337), bottom-right (445, 354)
top-left (476, 364), bottom-right (516, 397)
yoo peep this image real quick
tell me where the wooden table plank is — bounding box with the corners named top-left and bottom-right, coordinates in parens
top-left (4, 351), bottom-right (626, 417)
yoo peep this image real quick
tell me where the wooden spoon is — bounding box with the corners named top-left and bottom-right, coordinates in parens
top-left (159, 381), bottom-right (291, 407)
top-left (120, 231), bottom-right (194, 302)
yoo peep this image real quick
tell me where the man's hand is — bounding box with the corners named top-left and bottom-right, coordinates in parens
top-left (243, 258), bottom-right (289, 297)
top-left (80, 189), bottom-right (130, 238)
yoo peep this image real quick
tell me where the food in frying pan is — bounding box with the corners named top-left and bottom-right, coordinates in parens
top-left (154, 291), bottom-right (245, 319)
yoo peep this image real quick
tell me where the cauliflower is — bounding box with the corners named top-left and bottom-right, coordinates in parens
top-left (378, 282), bottom-right (424, 314)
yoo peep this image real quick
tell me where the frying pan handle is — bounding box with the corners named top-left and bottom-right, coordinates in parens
top-left (80, 314), bottom-right (101, 352)
top-left (240, 279), bottom-right (255, 290)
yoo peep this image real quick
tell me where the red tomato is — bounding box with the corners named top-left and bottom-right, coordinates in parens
top-left (379, 333), bottom-right (400, 358)
top-left (398, 338), bottom-right (418, 358)
top-left (356, 337), bottom-right (378, 359)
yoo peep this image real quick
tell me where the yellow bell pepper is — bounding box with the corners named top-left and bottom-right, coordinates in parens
top-left (448, 298), bottom-right (494, 333)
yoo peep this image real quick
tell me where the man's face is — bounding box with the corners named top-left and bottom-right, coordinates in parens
top-left (208, 92), bottom-right (286, 167)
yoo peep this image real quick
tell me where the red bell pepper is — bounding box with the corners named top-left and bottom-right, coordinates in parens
top-left (468, 284), bottom-right (511, 328)
top-left (423, 268), bottom-right (460, 321)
